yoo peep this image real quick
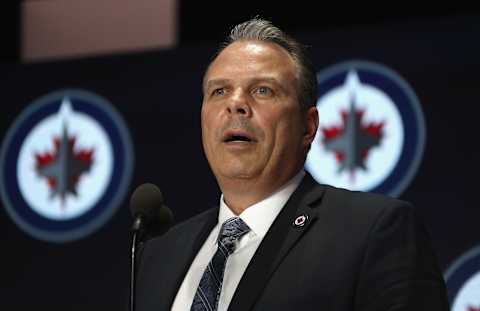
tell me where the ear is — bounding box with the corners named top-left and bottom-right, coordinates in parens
top-left (303, 106), bottom-right (319, 146)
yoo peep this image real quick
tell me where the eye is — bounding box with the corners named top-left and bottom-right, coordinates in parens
top-left (212, 88), bottom-right (226, 96)
top-left (255, 86), bottom-right (273, 96)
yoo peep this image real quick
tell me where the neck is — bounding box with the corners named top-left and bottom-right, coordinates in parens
top-left (219, 169), bottom-right (302, 215)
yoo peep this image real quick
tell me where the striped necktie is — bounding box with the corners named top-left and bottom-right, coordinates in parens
top-left (190, 217), bottom-right (250, 311)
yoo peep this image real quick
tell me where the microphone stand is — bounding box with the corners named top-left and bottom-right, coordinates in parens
top-left (130, 218), bottom-right (143, 311)
top-left (128, 208), bottom-right (172, 311)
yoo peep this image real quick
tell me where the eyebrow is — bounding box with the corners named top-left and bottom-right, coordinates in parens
top-left (204, 79), bottom-right (231, 93)
top-left (249, 77), bottom-right (282, 86)
top-left (203, 77), bottom-right (284, 93)
top-left (249, 77), bottom-right (288, 94)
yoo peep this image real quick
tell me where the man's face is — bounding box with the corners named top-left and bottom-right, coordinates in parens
top-left (201, 40), bottom-right (317, 187)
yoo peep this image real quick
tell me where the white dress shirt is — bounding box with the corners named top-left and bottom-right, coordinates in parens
top-left (171, 170), bottom-right (305, 311)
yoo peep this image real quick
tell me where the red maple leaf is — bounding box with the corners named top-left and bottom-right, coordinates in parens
top-left (35, 136), bottom-right (94, 191)
top-left (322, 108), bottom-right (384, 162)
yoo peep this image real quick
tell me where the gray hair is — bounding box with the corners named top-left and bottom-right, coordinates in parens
top-left (211, 17), bottom-right (318, 111)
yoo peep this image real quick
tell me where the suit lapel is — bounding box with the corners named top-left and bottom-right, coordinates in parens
top-left (228, 173), bottom-right (325, 311)
top-left (157, 208), bottom-right (218, 310)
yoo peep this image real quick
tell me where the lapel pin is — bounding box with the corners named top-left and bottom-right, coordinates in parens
top-left (293, 214), bottom-right (309, 227)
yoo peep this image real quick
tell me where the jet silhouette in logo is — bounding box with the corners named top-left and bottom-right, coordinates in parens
top-left (322, 93), bottom-right (384, 179)
top-left (35, 122), bottom-right (94, 207)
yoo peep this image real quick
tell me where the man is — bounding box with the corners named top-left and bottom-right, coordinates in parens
top-left (136, 18), bottom-right (449, 310)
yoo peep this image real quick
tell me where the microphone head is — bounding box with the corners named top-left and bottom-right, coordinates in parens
top-left (130, 183), bottom-right (163, 220)
top-left (130, 183), bottom-right (174, 232)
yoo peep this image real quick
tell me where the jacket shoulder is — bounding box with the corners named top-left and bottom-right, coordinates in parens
top-left (322, 184), bottom-right (412, 208)
top-left (316, 184), bottom-right (416, 229)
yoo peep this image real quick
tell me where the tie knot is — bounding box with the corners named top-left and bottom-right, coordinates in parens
top-left (217, 217), bottom-right (250, 254)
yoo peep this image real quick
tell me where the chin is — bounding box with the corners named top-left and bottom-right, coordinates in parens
top-left (217, 167), bottom-right (259, 180)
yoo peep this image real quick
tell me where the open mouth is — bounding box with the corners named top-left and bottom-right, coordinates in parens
top-left (224, 135), bottom-right (252, 142)
top-left (222, 131), bottom-right (255, 143)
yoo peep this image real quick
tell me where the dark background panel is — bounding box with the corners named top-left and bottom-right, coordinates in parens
top-left (0, 8), bottom-right (479, 310)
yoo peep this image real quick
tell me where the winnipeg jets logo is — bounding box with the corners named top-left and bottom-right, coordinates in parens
top-left (0, 90), bottom-right (133, 242)
top-left (306, 61), bottom-right (425, 196)
top-left (445, 246), bottom-right (480, 311)
top-left (322, 92), bottom-right (384, 179)
top-left (35, 102), bottom-right (94, 205)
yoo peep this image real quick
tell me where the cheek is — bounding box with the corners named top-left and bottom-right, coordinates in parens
top-left (200, 108), bottom-right (211, 144)
top-left (201, 105), bottom-right (219, 148)
top-left (272, 113), bottom-right (304, 147)
top-left (201, 104), bottom-right (212, 130)
top-left (200, 103), bottom-right (208, 123)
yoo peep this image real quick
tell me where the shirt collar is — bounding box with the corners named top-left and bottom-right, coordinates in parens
top-left (218, 170), bottom-right (305, 239)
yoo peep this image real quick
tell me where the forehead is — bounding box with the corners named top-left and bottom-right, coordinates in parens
top-left (204, 41), bottom-right (297, 88)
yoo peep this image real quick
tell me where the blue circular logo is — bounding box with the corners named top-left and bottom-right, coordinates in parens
top-left (445, 246), bottom-right (480, 310)
top-left (0, 89), bottom-right (134, 242)
top-left (305, 60), bottom-right (426, 197)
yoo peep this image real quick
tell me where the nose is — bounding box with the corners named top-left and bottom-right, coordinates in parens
top-left (227, 89), bottom-right (252, 117)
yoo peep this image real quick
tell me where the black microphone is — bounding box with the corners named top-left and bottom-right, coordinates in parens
top-left (129, 183), bottom-right (174, 311)
top-left (129, 183), bottom-right (174, 239)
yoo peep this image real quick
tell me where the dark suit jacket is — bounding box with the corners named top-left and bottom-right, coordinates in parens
top-left (136, 174), bottom-right (449, 310)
